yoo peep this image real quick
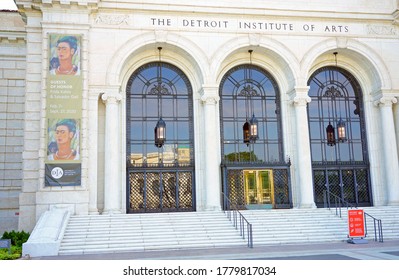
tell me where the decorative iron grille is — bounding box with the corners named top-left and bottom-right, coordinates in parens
top-left (226, 169), bottom-right (246, 210)
top-left (313, 168), bottom-right (371, 207)
top-left (128, 171), bottom-right (194, 213)
top-left (273, 169), bottom-right (291, 208)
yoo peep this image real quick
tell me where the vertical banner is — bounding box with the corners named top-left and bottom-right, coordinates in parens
top-left (45, 34), bottom-right (82, 187)
top-left (348, 209), bottom-right (365, 238)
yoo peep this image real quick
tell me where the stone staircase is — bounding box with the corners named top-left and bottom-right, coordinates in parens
top-left (58, 207), bottom-right (399, 255)
top-left (243, 206), bottom-right (399, 246)
top-left (58, 211), bottom-right (247, 255)
top-left (243, 208), bottom-right (348, 246)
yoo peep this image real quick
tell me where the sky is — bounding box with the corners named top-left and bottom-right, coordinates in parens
top-left (0, 0), bottom-right (17, 10)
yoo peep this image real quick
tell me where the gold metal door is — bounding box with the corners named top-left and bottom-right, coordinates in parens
top-left (243, 170), bottom-right (274, 208)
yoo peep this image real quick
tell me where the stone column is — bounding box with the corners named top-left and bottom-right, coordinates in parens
top-left (88, 94), bottom-right (99, 214)
top-left (375, 96), bottom-right (399, 205)
top-left (394, 97), bottom-right (399, 171)
top-left (290, 87), bottom-right (316, 208)
top-left (201, 86), bottom-right (222, 211)
top-left (101, 91), bottom-right (122, 214)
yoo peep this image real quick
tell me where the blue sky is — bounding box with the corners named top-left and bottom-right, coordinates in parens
top-left (1, 0), bottom-right (17, 10)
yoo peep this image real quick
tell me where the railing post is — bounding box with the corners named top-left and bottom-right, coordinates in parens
top-left (221, 192), bottom-right (254, 248)
top-left (248, 224), bottom-right (253, 248)
top-left (325, 189), bottom-right (383, 243)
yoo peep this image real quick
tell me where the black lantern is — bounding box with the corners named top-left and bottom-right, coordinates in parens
top-left (154, 117), bottom-right (166, 148)
top-left (249, 113), bottom-right (258, 141)
top-left (152, 46), bottom-right (169, 148)
top-left (326, 122), bottom-right (336, 146)
top-left (337, 118), bottom-right (346, 143)
top-left (242, 49), bottom-right (260, 146)
top-left (324, 52), bottom-right (348, 147)
top-left (243, 120), bottom-right (250, 146)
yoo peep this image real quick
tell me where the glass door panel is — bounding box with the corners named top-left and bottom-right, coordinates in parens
top-left (259, 170), bottom-right (274, 204)
top-left (244, 169), bottom-right (274, 208)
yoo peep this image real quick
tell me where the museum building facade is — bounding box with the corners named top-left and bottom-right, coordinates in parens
top-left (1, 0), bottom-right (399, 233)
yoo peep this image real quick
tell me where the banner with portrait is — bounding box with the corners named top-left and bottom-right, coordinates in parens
top-left (45, 34), bottom-right (82, 187)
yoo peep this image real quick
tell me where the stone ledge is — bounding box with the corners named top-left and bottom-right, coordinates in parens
top-left (22, 207), bottom-right (71, 257)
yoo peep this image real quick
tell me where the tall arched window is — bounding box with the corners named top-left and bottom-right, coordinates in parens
top-left (126, 62), bottom-right (195, 213)
top-left (220, 64), bottom-right (283, 163)
top-left (220, 64), bottom-right (291, 209)
top-left (307, 66), bottom-right (371, 206)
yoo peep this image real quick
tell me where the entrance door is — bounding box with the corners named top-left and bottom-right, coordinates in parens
top-left (243, 170), bottom-right (274, 209)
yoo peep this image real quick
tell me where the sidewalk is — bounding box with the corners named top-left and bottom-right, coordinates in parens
top-left (31, 239), bottom-right (399, 260)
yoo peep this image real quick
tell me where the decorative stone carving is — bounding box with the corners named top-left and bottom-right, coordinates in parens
top-left (101, 92), bottom-right (122, 104)
top-left (291, 96), bottom-right (311, 106)
top-left (374, 96), bottom-right (397, 107)
top-left (94, 14), bottom-right (129, 25)
top-left (367, 24), bottom-right (397, 36)
top-left (200, 95), bottom-right (220, 105)
top-left (200, 85), bottom-right (219, 105)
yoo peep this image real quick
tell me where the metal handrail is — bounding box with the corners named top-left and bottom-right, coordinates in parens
top-left (221, 192), bottom-right (253, 248)
top-left (323, 190), bottom-right (383, 242)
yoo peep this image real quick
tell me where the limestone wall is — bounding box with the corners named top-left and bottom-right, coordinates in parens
top-left (0, 11), bottom-right (26, 233)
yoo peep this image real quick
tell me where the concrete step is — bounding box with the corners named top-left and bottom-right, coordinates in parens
top-left (58, 211), bottom-right (248, 255)
top-left (58, 207), bottom-right (399, 255)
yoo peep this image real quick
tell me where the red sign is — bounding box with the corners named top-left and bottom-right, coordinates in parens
top-left (348, 209), bottom-right (365, 238)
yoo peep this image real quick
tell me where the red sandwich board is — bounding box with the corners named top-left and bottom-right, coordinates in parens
top-left (348, 209), bottom-right (365, 238)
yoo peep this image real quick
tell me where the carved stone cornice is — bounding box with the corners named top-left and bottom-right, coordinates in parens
top-left (16, 0), bottom-right (99, 12)
top-left (393, 9), bottom-right (399, 25)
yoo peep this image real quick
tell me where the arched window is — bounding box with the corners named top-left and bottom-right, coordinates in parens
top-left (126, 62), bottom-right (195, 213)
top-left (220, 64), bottom-right (291, 209)
top-left (220, 64), bottom-right (283, 163)
top-left (307, 66), bottom-right (371, 206)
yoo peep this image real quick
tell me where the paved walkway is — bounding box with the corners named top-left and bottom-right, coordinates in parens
top-left (32, 239), bottom-right (399, 260)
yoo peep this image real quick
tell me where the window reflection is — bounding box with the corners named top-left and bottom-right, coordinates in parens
top-left (220, 64), bottom-right (283, 164)
top-left (126, 62), bottom-right (194, 167)
top-left (307, 67), bottom-right (368, 164)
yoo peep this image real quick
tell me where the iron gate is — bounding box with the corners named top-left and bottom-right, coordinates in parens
top-left (313, 167), bottom-right (371, 207)
top-left (127, 170), bottom-right (195, 213)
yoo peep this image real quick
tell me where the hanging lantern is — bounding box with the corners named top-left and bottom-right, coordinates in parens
top-left (326, 122), bottom-right (336, 146)
top-left (249, 113), bottom-right (258, 142)
top-left (337, 118), bottom-right (346, 143)
top-left (243, 120), bottom-right (250, 146)
top-left (154, 117), bottom-right (166, 148)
